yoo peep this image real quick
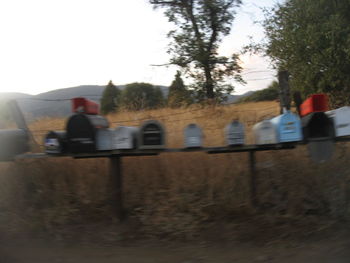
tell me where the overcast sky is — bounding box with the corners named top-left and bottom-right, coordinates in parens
top-left (0, 0), bottom-right (279, 95)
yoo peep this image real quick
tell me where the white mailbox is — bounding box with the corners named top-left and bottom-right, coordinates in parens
top-left (184, 124), bottom-right (203, 148)
top-left (139, 120), bottom-right (166, 149)
top-left (96, 128), bottom-right (114, 151)
top-left (114, 126), bottom-right (139, 149)
top-left (253, 120), bottom-right (278, 145)
top-left (225, 120), bottom-right (245, 146)
top-left (326, 106), bottom-right (350, 137)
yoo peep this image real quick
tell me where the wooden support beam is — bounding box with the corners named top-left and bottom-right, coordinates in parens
top-left (109, 156), bottom-right (125, 221)
top-left (278, 70), bottom-right (291, 113)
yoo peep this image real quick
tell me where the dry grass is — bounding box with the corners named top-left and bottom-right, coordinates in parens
top-left (1, 101), bottom-right (350, 241)
top-left (30, 101), bottom-right (280, 148)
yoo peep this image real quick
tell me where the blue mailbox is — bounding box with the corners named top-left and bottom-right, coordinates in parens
top-left (270, 111), bottom-right (302, 143)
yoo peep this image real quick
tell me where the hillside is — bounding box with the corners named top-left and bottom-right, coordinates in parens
top-left (0, 85), bottom-right (253, 120)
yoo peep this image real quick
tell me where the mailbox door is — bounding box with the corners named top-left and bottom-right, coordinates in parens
top-left (226, 122), bottom-right (244, 146)
top-left (279, 114), bottom-right (302, 142)
top-left (45, 131), bottom-right (67, 154)
top-left (96, 129), bottom-right (114, 151)
top-left (254, 122), bottom-right (277, 145)
top-left (333, 107), bottom-right (350, 137)
top-left (115, 130), bottom-right (132, 149)
top-left (140, 121), bottom-right (165, 149)
top-left (114, 127), bottom-right (138, 149)
top-left (302, 112), bottom-right (334, 140)
top-left (184, 124), bottom-right (202, 148)
top-left (67, 114), bottom-right (96, 153)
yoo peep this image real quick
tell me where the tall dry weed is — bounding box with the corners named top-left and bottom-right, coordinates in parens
top-left (1, 101), bottom-right (349, 240)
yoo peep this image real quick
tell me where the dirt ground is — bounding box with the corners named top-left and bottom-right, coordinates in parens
top-left (1, 233), bottom-right (349, 263)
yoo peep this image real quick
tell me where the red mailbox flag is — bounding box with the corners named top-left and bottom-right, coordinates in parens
top-left (300, 94), bottom-right (329, 117)
top-left (72, 97), bottom-right (99, 115)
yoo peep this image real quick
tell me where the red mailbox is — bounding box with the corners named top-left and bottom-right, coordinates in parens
top-left (300, 94), bottom-right (329, 117)
top-left (72, 97), bottom-right (99, 115)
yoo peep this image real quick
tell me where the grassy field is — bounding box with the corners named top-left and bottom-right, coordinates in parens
top-left (1, 101), bottom-right (350, 241)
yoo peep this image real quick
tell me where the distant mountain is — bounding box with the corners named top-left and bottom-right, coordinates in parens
top-left (224, 91), bottom-right (255, 104)
top-left (0, 85), bottom-right (254, 121)
top-left (0, 92), bottom-right (32, 100)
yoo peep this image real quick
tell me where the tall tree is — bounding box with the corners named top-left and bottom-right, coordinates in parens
top-left (121, 82), bottom-right (164, 111)
top-left (168, 71), bottom-right (193, 107)
top-left (149, 0), bottom-right (244, 101)
top-left (262, 0), bottom-right (350, 106)
top-left (100, 80), bottom-right (121, 115)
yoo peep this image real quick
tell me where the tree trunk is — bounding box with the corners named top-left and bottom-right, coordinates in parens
top-left (204, 66), bottom-right (214, 99)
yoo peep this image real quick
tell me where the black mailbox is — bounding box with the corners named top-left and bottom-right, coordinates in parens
top-left (139, 120), bottom-right (165, 149)
top-left (301, 112), bottom-right (334, 141)
top-left (0, 129), bottom-right (29, 161)
top-left (44, 131), bottom-right (67, 154)
top-left (302, 112), bottom-right (335, 163)
top-left (66, 114), bottom-right (109, 153)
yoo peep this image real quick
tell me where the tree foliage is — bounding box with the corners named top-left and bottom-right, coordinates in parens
top-left (100, 80), bottom-right (121, 115)
top-left (238, 81), bottom-right (279, 103)
top-left (168, 71), bottom-right (193, 107)
top-left (121, 82), bottom-right (164, 111)
top-left (149, 0), bottom-right (244, 100)
top-left (263, 0), bottom-right (350, 106)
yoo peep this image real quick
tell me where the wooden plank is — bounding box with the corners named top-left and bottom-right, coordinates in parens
top-left (207, 143), bottom-right (296, 154)
top-left (13, 136), bottom-right (350, 160)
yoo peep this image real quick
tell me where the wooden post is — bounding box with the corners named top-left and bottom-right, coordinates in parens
top-left (278, 71), bottom-right (291, 113)
top-left (249, 151), bottom-right (258, 208)
top-left (109, 156), bottom-right (125, 221)
top-left (293, 91), bottom-right (303, 116)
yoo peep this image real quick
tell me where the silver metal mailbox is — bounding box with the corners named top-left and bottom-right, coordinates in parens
top-left (326, 106), bottom-right (350, 137)
top-left (44, 131), bottom-right (67, 154)
top-left (139, 120), bottom-right (165, 149)
top-left (0, 129), bottom-right (29, 161)
top-left (114, 126), bottom-right (139, 149)
top-left (96, 128), bottom-right (114, 151)
top-left (225, 120), bottom-right (245, 146)
top-left (253, 120), bottom-right (278, 145)
top-left (184, 123), bottom-right (203, 148)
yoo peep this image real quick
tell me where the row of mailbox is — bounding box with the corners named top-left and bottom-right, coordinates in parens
top-left (43, 106), bottom-right (350, 154)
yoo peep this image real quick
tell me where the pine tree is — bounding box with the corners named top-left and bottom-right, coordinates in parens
top-left (100, 80), bottom-right (121, 115)
top-left (168, 71), bottom-right (192, 107)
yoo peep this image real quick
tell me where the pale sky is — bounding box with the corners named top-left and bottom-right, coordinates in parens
top-left (0, 0), bottom-right (278, 95)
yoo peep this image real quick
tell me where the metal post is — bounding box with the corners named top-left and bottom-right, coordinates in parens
top-left (248, 151), bottom-right (258, 208)
top-left (109, 156), bottom-right (125, 221)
